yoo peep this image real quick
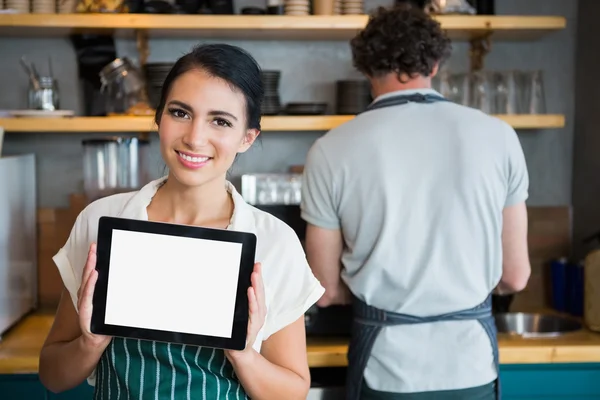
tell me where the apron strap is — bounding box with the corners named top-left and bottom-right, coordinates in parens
top-left (346, 294), bottom-right (500, 400)
top-left (363, 93), bottom-right (449, 113)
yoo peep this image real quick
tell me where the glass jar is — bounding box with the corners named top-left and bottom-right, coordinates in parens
top-left (28, 77), bottom-right (59, 111)
top-left (82, 137), bottom-right (150, 201)
top-left (99, 58), bottom-right (151, 116)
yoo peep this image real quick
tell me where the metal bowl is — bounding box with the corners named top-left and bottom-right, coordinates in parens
top-left (495, 313), bottom-right (583, 338)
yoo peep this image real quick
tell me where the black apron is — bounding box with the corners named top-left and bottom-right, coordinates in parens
top-left (346, 92), bottom-right (500, 400)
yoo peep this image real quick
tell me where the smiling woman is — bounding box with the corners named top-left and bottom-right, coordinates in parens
top-left (153, 45), bottom-right (262, 193)
top-left (38, 44), bottom-right (325, 400)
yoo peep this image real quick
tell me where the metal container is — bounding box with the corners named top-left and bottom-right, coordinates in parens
top-left (82, 137), bottom-right (150, 201)
top-left (28, 76), bottom-right (59, 111)
top-left (494, 313), bottom-right (582, 338)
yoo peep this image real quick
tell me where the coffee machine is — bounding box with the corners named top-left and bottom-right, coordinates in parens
top-left (240, 173), bottom-right (353, 337)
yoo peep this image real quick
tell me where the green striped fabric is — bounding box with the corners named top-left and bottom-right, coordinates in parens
top-left (94, 338), bottom-right (248, 400)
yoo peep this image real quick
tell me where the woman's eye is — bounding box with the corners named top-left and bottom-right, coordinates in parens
top-left (213, 118), bottom-right (233, 128)
top-left (168, 108), bottom-right (190, 119)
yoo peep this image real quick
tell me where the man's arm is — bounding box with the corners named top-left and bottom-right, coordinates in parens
top-left (497, 201), bottom-right (531, 294)
top-left (304, 223), bottom-right (350, 307)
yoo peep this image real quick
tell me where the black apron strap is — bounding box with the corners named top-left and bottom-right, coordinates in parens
top-left (363, 93), bottom-right (449, 113)
top-left (346, 294), bottom-right (500, 400)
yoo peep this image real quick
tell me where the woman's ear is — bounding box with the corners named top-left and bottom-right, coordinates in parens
top-left (238, 129), bottom-right (260, 153)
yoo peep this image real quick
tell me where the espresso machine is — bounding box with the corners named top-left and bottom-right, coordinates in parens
top-left (240, 173), bottom-right (353, 337)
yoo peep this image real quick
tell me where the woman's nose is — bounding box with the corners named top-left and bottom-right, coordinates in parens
top-left (182, 122), bottom-right (209, 149)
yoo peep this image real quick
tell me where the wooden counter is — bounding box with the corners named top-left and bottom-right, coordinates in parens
top-left (306, 331), bottom-right (600, 367)
top-left (3, 313), bottom-right (600, 374)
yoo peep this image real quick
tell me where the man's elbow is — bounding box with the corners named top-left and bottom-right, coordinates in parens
top-left (500, 264), bottom-right (531, 293)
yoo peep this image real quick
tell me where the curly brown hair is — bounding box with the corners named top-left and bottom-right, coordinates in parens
top-left (350, 5), bottom-right (452, 81)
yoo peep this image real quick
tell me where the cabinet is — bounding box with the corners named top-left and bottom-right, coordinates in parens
top-left (502, 363), bottom-right (600, 399)
top-left (307, 364), bottom-right (600, 400)
top-left (3, 364), bottom-right (600, 399)
top-left (0, 375), bottom-right (46, 400)
top-left (0, 375), bottom-right (93, 400)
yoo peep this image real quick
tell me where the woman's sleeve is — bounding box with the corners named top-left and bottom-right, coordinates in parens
top-left (261, 225), bottom-right (325, 339)
top-left (52, 209), bottom-right (91, 312)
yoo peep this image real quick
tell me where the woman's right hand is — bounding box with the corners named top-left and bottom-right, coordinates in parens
top-left (77, 243), bottom-right (111, 350)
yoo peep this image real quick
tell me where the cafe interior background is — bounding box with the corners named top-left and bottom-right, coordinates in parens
top-left (3, 0), bottom-right (600, 398)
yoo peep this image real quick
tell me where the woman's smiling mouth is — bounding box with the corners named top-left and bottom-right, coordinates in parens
top-left (176, 150), bottom-right (212, 169)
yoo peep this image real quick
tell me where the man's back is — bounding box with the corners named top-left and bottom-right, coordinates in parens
top-left (301, 88), bottom-right (529, 392)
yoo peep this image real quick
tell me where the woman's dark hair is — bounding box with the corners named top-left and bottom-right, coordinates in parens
top-left (154, 43), bottom-right (264, 130)
top-left (350, 5), bottom-right (452, 82)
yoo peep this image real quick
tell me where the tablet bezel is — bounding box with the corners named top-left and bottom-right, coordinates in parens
top-left (91, 216), bottom-right (256, 351)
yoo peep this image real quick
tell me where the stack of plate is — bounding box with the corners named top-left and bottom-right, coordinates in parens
top-left (342, 0), bottom-right (362, 14)
top-left (284, 102), bottom-right (327, 115)
top-left (336, 80), bottom-right (372, 114)
top-left (57, 0), bottom-right (77, 13)
top-left (32, 0), bottom-right (55, 13)
top-left (285, 0), bottom-right (309, 15)
top-left (144, 63), bottom-right (174, 110)
top-left (261, 70), bottom-right (281, 115)
top-left (5, 0), bottom-right (30, 12)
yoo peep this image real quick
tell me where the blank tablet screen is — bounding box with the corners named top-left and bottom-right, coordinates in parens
top-left (104, 229), bottom-right (242, 339)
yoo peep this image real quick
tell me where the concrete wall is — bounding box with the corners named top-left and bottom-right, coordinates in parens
top-left (0, 0), bottom-right (577, 209)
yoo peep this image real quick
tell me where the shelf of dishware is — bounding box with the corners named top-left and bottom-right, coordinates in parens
top-left (0, 14), bottom-right (566, 40)
top-left (0, 114), bottom-right (565, 133)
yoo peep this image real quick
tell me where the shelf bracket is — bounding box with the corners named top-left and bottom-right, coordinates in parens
top-left (469, 30), bottom-right (493, 71)
top-left (135, 28), bottom-right (151, 112)
top-left (135, 29), bottom-right (149, 68)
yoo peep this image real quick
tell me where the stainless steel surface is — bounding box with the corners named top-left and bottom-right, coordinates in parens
top-left (0, 154), bottom-right (37, 337)
top-left (495, 312), bottom-right (583, 338)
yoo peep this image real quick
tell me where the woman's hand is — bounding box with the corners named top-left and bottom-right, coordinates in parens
top-left (225, 262), bottom-right (266, 362)
top-left (77, 243), bottom-right (112, 350)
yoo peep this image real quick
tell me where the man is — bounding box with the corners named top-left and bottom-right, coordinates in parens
top-left (300, 5), bottom-right (531, 400)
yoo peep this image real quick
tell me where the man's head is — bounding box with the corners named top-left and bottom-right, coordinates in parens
top-left (350, 5), bottom-right (452, 92)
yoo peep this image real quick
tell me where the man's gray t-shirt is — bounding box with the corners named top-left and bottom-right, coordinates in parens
top-left (301, 89), bottom-right (529, 393)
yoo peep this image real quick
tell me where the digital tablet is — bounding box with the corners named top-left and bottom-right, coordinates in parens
top-left (91, 216), bottom-right (257, 351)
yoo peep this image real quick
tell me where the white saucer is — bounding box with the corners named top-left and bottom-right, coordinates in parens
top-left (8, 110), bottom-right (75, 118)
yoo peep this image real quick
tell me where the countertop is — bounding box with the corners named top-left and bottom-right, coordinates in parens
top-left (3, 312), bottom-right (600, 374)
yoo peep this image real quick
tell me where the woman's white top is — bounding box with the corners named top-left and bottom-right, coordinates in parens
top-left (52, 176), bottom-right (325, 384)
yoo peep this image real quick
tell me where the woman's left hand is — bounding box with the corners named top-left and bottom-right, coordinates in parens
top-left (225, 262), bottom-right (266, 361)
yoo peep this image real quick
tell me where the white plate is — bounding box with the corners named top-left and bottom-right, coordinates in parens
top-left (8, 110), bottom-right (75, 118)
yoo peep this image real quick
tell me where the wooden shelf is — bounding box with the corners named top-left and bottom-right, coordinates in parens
top-left (0, 14), bottom-right (566, 40)
top-left (499, 114), bottom-right (565, 129)
top-left (0, 114), bottom-right (565, 133)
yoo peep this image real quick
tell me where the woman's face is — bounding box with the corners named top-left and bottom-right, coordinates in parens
top-left (158, 69), bottom-right (259, 188)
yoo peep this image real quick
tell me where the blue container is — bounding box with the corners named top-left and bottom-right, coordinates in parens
top-left (550, 258), bottom-right (567, 312)
top-left (566, 262), bottom-right (585, 317)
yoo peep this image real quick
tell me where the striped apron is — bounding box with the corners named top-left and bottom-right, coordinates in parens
top-left (93, 337), bottom-right (248, 400)
top-left (346, 93), bottom-right (500, 400)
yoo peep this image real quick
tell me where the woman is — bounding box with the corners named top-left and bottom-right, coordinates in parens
top-left (39, 44), bottom-right (325, 400)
